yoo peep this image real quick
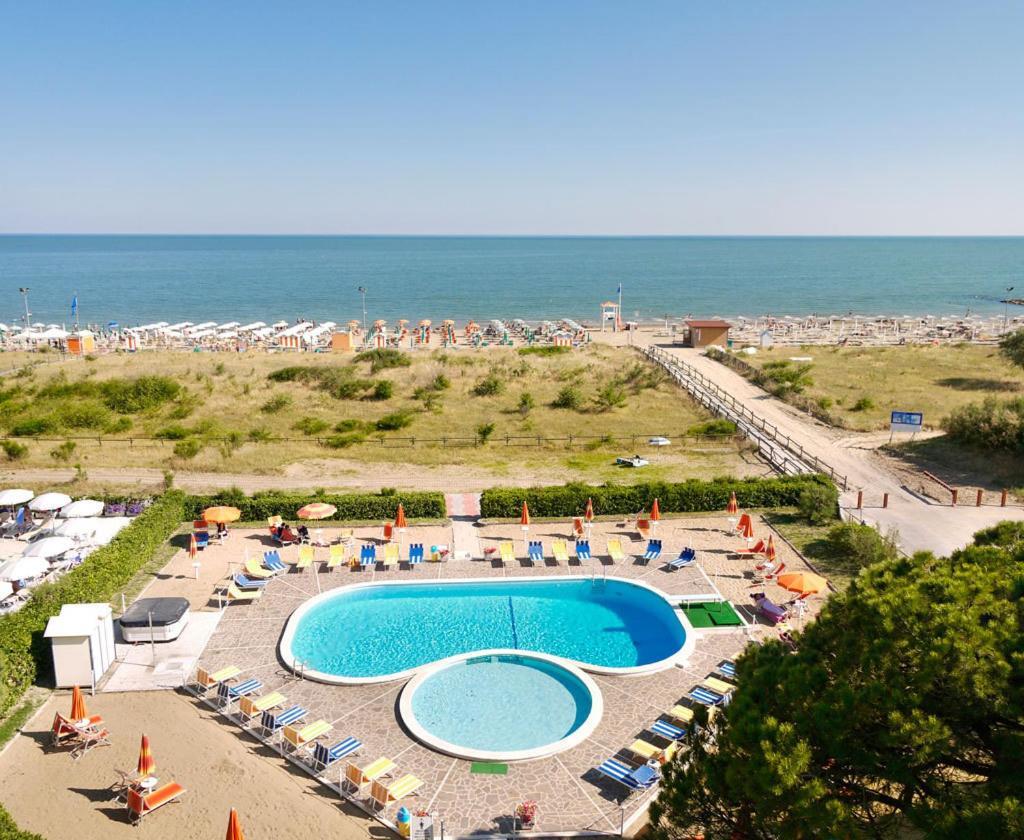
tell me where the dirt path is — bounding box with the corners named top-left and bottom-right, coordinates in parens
top-left (654, 345), bottom-right (1024, 556)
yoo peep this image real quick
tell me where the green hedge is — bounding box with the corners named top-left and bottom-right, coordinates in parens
top-left (0, 803), bottom-right (43, 840)
top-left (182, 489), bottom-right (446, 522)
top-left (480, 475), bottom-right (834, 518)
top-left (0, 491), bottom-right (186, 719)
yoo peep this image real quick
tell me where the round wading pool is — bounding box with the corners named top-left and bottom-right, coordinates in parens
top-left (399, 650), bottom-right (603, 761)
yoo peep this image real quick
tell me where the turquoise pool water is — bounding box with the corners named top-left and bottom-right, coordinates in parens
top-left (408, 654), bottom-right (594, 754)
top-left (287, 578), bottom-right (686, 679)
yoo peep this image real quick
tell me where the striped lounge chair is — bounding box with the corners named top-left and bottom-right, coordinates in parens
top-left (217, 678), bottom-right (263, 708)
top-left (642, 539), bottom-right (662, 562)
top-left (575, 540), bottom-right (591, 561)
top-left (594, 758), bottom-right (658, 795)
top-left (311, 737), bottom-right (362, 771)
top-left (260, 705), bottom-right (307, 737)
top-left (408, 543), bottom-right (424, 566)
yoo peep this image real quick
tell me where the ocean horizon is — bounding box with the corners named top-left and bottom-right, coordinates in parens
top-left (1, 235), bottom-right (1021, 327)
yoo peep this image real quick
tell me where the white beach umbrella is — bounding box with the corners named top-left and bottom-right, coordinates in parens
top-left (54, 519), bottom-right (99, 540)
top-left (22, 536), bottom-right (75, 558)
top-left (0, 489), bottom-right (34, 506)
top-left (272, 320), bottom-right (288, 329)
top-left (0, 555), bottom-right (48, 581)
top-left (60, 499), bottom-right (104, 518)
top-left (238, 321), bottom-right (266, 331)
top-left (29, 492), bottom-right (72, 512)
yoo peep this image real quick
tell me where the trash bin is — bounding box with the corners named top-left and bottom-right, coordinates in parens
top-left (396, 806), bottom-right (411, 838)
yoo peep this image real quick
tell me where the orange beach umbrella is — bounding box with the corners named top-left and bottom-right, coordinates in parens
top-left (739, 517), bottom-right (755, 540)
top-left (584, 498), bottom-right (594, 522)
top-left (394, 503), bottom-right (407, 530)
top-left (764, 534), bottom-right (777, 563)
top-left (520, 502), bottom-right (531, 527)
top-left (777, 571), bottom-right (827, 597)
top-left (726, 491), bottom-right (738, 515)
top-left (650, 499), bottom-right (661, 521)
top-left (296, 503), bottom-right (337, 520)
top-left (70, 685), bottom-right (88, 721)
top-left (136, 733), bottom-right (156, 778)
top-left (202, 506), bottom-right (241, 524)
top-left (189, 533), bottom-right (198, 558)
top-left (226, 809), bottom-right (245, 840)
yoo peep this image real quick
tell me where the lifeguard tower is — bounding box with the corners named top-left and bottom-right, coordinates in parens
top-left (600, 301), bottom-right (622, 332)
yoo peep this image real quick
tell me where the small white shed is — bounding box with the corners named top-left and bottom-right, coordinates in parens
top-left (44, 603), bottom-right (116, 689)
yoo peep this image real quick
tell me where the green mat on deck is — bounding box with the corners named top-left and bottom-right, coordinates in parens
top-left (471, 762), bottom-right (508, 775)
top-left (679, 601), bottom-right (741, 628)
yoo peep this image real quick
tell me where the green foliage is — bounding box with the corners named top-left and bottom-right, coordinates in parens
top-left (292, 416), bottom-right (329, 436)
top-left (267, 365), bottom-right (375, 399)
top-left (998, 327), bottom-right (1024, 369)
top-left (182, 490), bottom-right (445, 522)
top-left (247, 426), bottom-right (273, 442)
top-left (686, 418), bottom-right (737, 436)
top-left (472, 373), bottom-right (505, 397)
top-left (100, 376), bottom-right (181, 413)
top-left (334, 418), bottom-right (373, 433)
top-left (375, 410), bottom-right (415, 431)
top-left (823, 522), bottom-right (899, 573)
top-left (105, 416), bottom-right (132, 434)
top-left (172, 438), bottom-right (202, 459)
top-left (10, 417), bottom-right (54, 437)
top-left (322, 432), bottom-right (366, 448)
top-left (155, 424), bottom-right (190, 440)
top-left (371, 380), bottom-right (394, 400)
top-left (761, 359), bottom-right (815, 394)
top-left (0, 803), bottom-right (45, 839)
top-left (851, 395), bottom-right (875, 411)
top-left (56, 401), bottom-right (111, 430)
top-left (49, 440), bottom-right (76, 462)
top-left (354, 348), bottom-right (412, 372)
top-left (797, 481), bottom-right (839, 524)
top-left (649, 532), bottom-right (1024, 839)
top-left (260, 393), bottom-right (292, 413)
top-left (1, 440), bottom-right (28, 461)
top-left (552, 385), bottom-right (583, 410)
top-left (480, 475), bottom-right (833, 518)
top-left (594, 383), bottom-right (628, 411)
top-left (0, 492), bottom-right (186, 719)
top-left (942, 397), bottom-right (1024, 452)
top-left (518, 345), bottom-right (570, 357)
top-left (477, 422), bottom-right (496, 443)
top-left (431, 373), bottom-right (451, 391)
top-left (518, 391), bottom-right (535, 416)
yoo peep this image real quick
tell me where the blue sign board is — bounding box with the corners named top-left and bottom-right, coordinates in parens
top-left (890, 411), bottom-right (923, 432)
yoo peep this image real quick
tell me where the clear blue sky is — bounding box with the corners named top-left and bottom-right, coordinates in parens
top-left (2, 1), bottom-right (1021, 234)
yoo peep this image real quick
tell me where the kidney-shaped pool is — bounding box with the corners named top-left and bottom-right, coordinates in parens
top-left (280, 576), bottom-right (690, 683)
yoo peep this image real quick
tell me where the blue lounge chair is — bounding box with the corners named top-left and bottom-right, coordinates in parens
top-left (217, 678), bottom-right (263, 706)
top-left (3, 507), bottom-right (27, 538)
top-left (689, 686), bottom-right (726, 706)
top-left (195, 531), bottom-right (210, 550)
top-left (595, 757), bottom-right (658, 794)
top-left (528, 541), bottom-right (544, 564)
top-left (408, 543), bottom-right (424, 565)
top-left (359, 545), bottom-right (377, 568)
top-left (719, 660), bottom-right (737, 680)
top-left (643, 539), bottom-right (662, 562)
top-left (650, 719), bottom-right (685, 741)
top-left (667, 547), bottom-right (696, 570)
top-left (263, 550), bottom-right (286, 572)
top-left (260, 705), bottom-right (307, 736)
top-left (575, 540), bottom-right (591, 561)
top-left (233, 574), bottom-right (269, 590)
top-left (311, 736), bottom-right (362, 771)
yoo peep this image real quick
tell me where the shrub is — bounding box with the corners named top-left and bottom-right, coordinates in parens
top-left (104, 416), bottom-right (132, 434)
top-left (173, 439), bottom-right (202, 459)
top-left (182, 490), bottom-right (445, 522)
top-left (10, 417), bottom-right (54, 437)
top-left (431, 373), bottom-right (450, 391)
top-left (850, 396), bottom-right (875, 412)
top-left (1, 440), bottom-right (28, 461)
top-left (518, 392), bottom-right (535, 416)
top-left (552, 385), bottom-right (583, 410)
top-left (0, 801), bottom-right (45, 838)
top-left (155, 424), bottom-right (190, 440)
top-left (334, 419), bottom-right (372, 433)
top-left (371, 380), bottom-right (394, 400)
top-left (594, 383), bottom-right (628, 411)
top-left (322, 432), bottom-right (366, 449)
top-left (942, 397), bottom-right (1024, 452)
top-left (472, 374), bottom-right (504, 397)
top-left (798, 482), bottom-right (839, 525)
top-left (823, 522), bottom-right (898, 572)
top-left (518, 345), bottom-right (570, 357)
top-left (375, 410), bottom-right (415, 431)
top-left (354, 348), bottom-right (412, 372)
top-left (687, 418), bottom-right (737, 437)
top-left (292, 416), bottom-right (329, 435)
top-left (761, 360), bottom-right (814, 394)
top-left (247, 426), bottom-right (273, 442)
top-left (101, 376), bottom-right (180, 413)
top-left (477, 422), bottom-right (496, 443)
top-left (480, 475), bottom-right (834, 518)
top-left (50, 441), bottom-right (76, 462)
top-left (267, 366), bottom-right (374, 400)
top-left (261, 393), bottom-right (292, 413)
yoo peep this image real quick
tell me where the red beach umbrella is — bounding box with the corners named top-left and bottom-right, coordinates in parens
top-left (189, 533), bottom-right (198, 559)
top-left (739, 517), bottom-right (755, 539)
top-left (765, 534), bottom-right (777, 562)
top-left (70, 685), bottom-right (87, 721)
top-left (584, 498), bottom-right (594, 523)
top-left (136, 733), bottom-right (155, 778)
top-left (226, 809), bottom-right (245, 840)
top-left (650, 499), bottom-right (661, 521)
top-left (520, 502), bottom-right (531, 527)
top-left (394, 503), bottom-right (407, 530)
top-left (726, 491), bottom-right (738, 515)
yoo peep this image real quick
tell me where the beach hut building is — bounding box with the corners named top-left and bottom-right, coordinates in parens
top-left (330, 331), bottom-right (356, 352)
top-left (683, 319), bottom-right (732, 348)
top-left (552, 331), bottom-right (573, 347)
top-left (44, 603), bottom-right (116, 689)
top-left (67, 330), bottom-right (96, 355)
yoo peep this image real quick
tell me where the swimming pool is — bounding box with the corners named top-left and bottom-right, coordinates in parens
top-left (281, 576), bottom-right (690, 683)
top-left (400, 650), bottom-right (603, 761)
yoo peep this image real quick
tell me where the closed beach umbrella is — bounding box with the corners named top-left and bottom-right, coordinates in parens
top-left (650, 499), bottom-right (661, 521)
top-left (29, 492), bottom-right (72, 512)
top-left (777, 571), bottom-right (827, 597)
top-left (60, 499), bottom-right (104, 518)
top-left (394, 503), bottom-right (407, 530)
top-left (584, 498), bottom-right (594, 522)
top-left (202, 506), bottom-right (241, 524)
top-left (296, 503), bottom-right (337, 520)
top-left (0, 488), bottom-right (33, 506)
top-left (225, 808), bottom-right (245, 840)
top-left (726, 491), bottom-right (738, 515)
top-left (70, 685), bottom-right (88, 721)
top-left (764, 535), bottom-right (777, 563)
top-left (54, 518), bottom-right (98, 540)
top-left (520, 502), bottom-right (530, 528)
top-left (22, 536), bottom-right (75, 558)
top-left (189, 533), bottom-right (198, 559)
top-left (739, 517), bottom-right (755, 540)
top-left (136, 733), bottom-right (156, 778)
top-left (0, 556), bottom-right (48, 580)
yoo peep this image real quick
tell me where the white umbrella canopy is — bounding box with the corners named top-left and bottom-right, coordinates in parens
top-left (0, 556), bottom-right (48, 581)
top-left (22, 536), bottom-right (75, 558)
top-left (54, 519), bottom-right (98, 540)
top-left (28, 492), bottom-right (72, 512)
top-left (0, 489), bottom-right (34, 506)
top-left (60, 499), bottom-right (104, 518)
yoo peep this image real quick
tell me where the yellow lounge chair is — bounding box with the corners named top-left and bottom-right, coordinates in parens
top-left (607, 538), bottom-right (626, 562)
top-left (337, 528), bottom-right (355, 546)
top-left (267, 515), bottom-right (283, 528)
top-left (627, 739), bottom-right (677, 763)
top-left (668, 703), bottom-right (717, 725)
top-left (283, 720), bottom-right (331, 751)
top-left (296, 545), bottom-right (315, 569)
top-left (702, 676), bottom-right (736, 696)
top-left (383, 544), bottom-right (400, 567)
top-left (226, 583), bottom-right (261, 603)
top-left (345, 757), bottom-right (395, 791)
top-left (499, 543), bottom-right (515, 564)
top-left (369, 774), bottom-right (423, 810)
top-left (244, 557), bottom-right (275, 579)
top-left (239, 692), bottom-right (285, 722)
top-left (552, 540), bottom-right (569, 563)
top-left (195, 665), bottom-right (240, 689)
top-left (327, 544), bottom-right (347, 569)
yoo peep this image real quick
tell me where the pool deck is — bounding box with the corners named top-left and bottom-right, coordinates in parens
top-left (181, 514), bottom-right (820, 837)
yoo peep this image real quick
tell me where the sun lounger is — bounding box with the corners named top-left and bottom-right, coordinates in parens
top-left (575, 540), bottom-right (591, 561)
top-left (735, 513), bottom-right (752, 534)
top-left (369, 775), bottom-right (424, 810)
top-left (311, 737), bottom-right (362, 771)
top-left (217, 678), bottom-right (262, 707)
top-left (194, 665), bottom-right (240, 692)
top-left (642, 539), bottom-right (662, 562)
top-left (382, 522), bottom-right (394, 543)
top-left (327, 544), bottom-right (347, 569)
top-left (702, 676), bottom-right (736, 697)
top-left (667, 547), bottom-right (696, 570)
top-left (296, 545), bottom-right (315, 569)
top-left (71, 726), bottom-right (112, 760)
top-left (126, 781), bottom-right (185, 825)
top-left (528, 541), bottom-right (544, 564)
top-left (244, 557), bottom-right (275, 579)
top-left (719, 660), bottom-right (737, 680)
top-left (263, 550), bottom-right (286, 572)
top-left (359, 544), bottom-right (377, 568)
top-left (607, 538), bottom-right (626, 563)
top-left (595, 757), bottom-right (658, 794)
top-left (51, 712), bottom-right (103, 748)
top-left (233, 573), bottom-right (269, 590)
top-left (382, 544), bottom-right (400, 567)
top-left (552, 540), bottom-right (569, 563)
top-left (344, 757), bottom-right (395, 791)
top-left (650, 719), bottom-right (685, 741)
top-left (689, 686), bottom-right (727, 706)
top-left (337, 528), bottom-right (355, 546)
top-left (260, 705), bottom-right (307, 736)
top-left (751, 592), bottom-right (789, 624)
top-left (627, 739), bottom-right (677, 764)
top-left (239, 692), bottom-right (285, 723)
top-left (283, 719), bottom-right (331, 752)
top-left (636, 517), bottom-right (651, 539)
top-left (752, 562), bottom-right (787, 584)
top-left (734, 539), bottom-right (766, 557)
top-left (267, 515), bottom-right (283, 528)
top-left (498, 543), bottom-right (515, 564)
top-left (195, 531), bottom-right (210, 550)
top-left (573, 517), bottom-right (585, 538)
top-left (408, 543), bottom-right (424, 565)
top-left (225, 582), bottom-right (261, 603)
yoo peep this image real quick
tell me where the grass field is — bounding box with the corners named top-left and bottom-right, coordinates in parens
top-left (0, 344), bottom-right (754, 485)
top-left (744, 344), bottom-right (1022, 431)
